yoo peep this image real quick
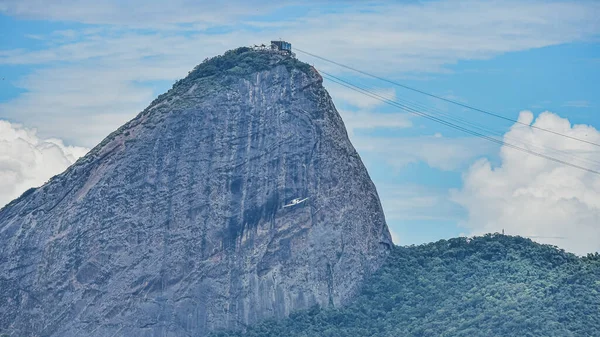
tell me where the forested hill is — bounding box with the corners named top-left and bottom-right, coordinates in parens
top-left (212, 235), bottom-right (600, 337)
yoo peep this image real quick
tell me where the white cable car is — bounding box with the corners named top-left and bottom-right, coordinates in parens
top-left (283, 197), bottom-right (308, 208)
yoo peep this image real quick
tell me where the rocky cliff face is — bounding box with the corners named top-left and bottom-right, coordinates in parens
top-left (0, 47), bottom-right (392, 337)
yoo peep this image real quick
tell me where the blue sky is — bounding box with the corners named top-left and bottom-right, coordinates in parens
top-left (1, 0), bottom-right (600, 253)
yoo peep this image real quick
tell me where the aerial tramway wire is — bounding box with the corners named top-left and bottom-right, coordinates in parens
top-left (329, 72), bottom-right (600, 169)
top-left (295, 48), bottom-right (600, 148)
top-left (319, 70), bottom-right (600, 176)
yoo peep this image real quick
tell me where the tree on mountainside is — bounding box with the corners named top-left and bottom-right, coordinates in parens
top-left (211, 235), bottom-right (600, 337)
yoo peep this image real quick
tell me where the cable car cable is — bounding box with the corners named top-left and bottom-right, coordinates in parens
top-left (296, 48), bottom-right (600, 148)
top-left (325, 73), bottom-right (600, 168)
top-left (320, 71), bottom-right (600, 175)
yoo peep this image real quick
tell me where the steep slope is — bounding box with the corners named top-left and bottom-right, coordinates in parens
top-left (213, 235), bottom-right (600, 337)
top-left (0, 47), bottom-right (392, 337)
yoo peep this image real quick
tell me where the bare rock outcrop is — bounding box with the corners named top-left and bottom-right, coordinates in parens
top-left (0, 47), bottom-right (392, 337)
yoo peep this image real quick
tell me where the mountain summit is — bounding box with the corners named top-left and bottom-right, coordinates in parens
top-left (0, 47), bottom-right (392, 336)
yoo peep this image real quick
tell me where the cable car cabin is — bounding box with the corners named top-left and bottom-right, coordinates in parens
top-left (271, 40), bottom-right (292, 54)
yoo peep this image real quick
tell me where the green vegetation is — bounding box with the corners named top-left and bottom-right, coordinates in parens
top-left (212, 235), bottom-right (600, 337)
top-left (151, 47), bottom-right (312, 107)
top-left (85, 47), bottom-right (312, 164)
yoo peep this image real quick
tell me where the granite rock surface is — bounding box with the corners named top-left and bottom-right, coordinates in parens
top-left (0, 48), bottom-right (392, 337)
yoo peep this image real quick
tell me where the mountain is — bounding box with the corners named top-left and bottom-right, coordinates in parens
top-left (0, 47), bottom-right (392, 337)
top-left (212, 235), bottom-right (600, 337)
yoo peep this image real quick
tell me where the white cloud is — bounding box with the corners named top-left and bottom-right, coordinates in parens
top-left (389, 229), bottom-right (401, 245)
top-left (326, 82), bottom-right (413, 137)
top-left (354, 134), bottom-right (495, 171)
top-left (379, 184), bottom-right (465, 222)
top-left (0, 120), bottom-right (88, 207)
top-left (452, 111), bottom-right (600, 254)
top-left (563, 100), bottom-right (591, 108)
top-left (328, 84), bottom-right (397, 109)
top-left (286, 1), bottom-right (600, 74)
top-left (0, 0), bottom-right (284, 27)
top-left (338, 109), bottom-right (413, 137)
top-left (0, 64), bottom-right (159, 146)
top-left (375, 182), bottom-right (468, 247)
top-left (1, 1), bottom-right (599, 145)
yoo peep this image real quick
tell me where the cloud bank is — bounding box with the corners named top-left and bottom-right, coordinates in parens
top-left (1, 1), bottom-right (599, 145)
top-left (0, 120), bottom-right (88, 207)
top-left (453, 111), bottom-right (600, 254)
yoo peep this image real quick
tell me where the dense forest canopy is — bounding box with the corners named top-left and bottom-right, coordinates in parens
top-left (212, 235), bottom-right (600, 337)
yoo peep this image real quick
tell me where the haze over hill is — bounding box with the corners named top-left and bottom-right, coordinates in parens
top-left (0, 47), bottom-right (392, 337)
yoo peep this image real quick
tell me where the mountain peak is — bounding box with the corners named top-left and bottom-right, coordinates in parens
top-left (154, 46), bottom-right (314, 106)
top-left (0, 45), bottom-right (392, 336)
